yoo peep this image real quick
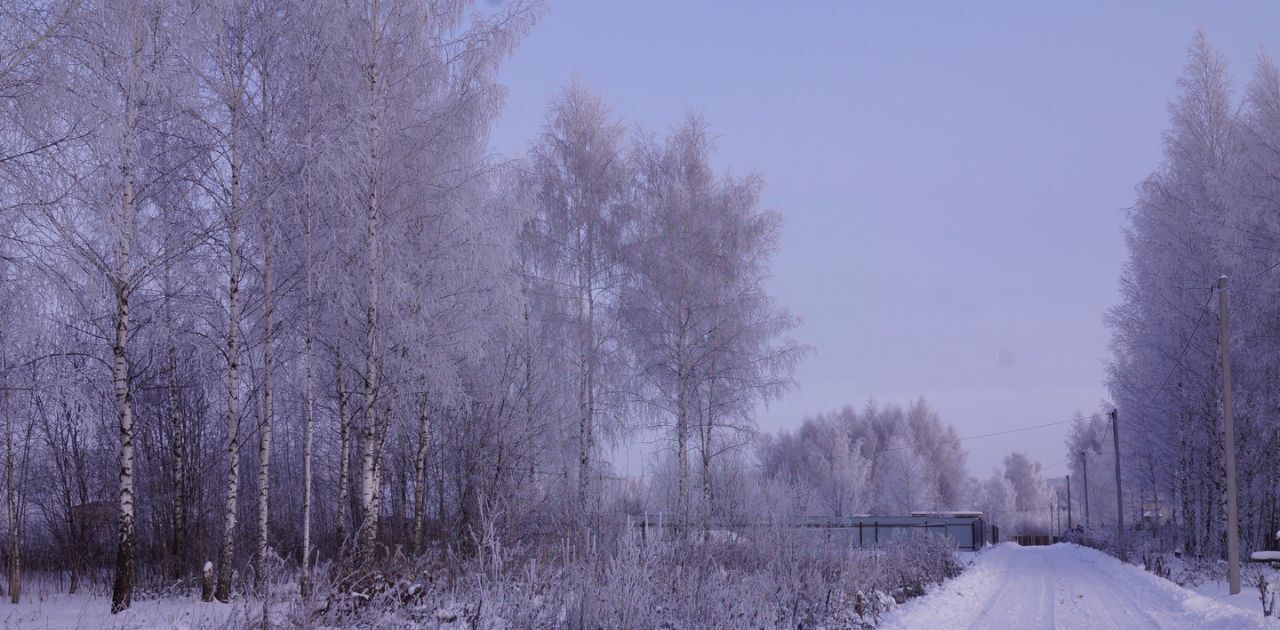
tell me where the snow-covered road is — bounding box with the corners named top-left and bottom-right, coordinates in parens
top-left (881, 543), bottom-right (1272, 629)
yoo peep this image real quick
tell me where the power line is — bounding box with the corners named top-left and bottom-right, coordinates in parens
top-left (1232, 256), bottom-right (1280, 288)
top-left (882, 413), bottom-right (1106, 453)
top-left (1114, 283), bottom-right (1217, 457)
top-left (1142, 284), bottom-right (1217, 409)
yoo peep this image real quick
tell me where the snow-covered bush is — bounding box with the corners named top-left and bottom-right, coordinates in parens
top-left (876, 530), bottom-right (963, 601)
top-left (260, 524), bottom-right (963, 629)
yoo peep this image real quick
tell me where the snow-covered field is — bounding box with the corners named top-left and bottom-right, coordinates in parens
top-left (0, 594), bottom-right (274, 630)
top-left (1187, 570), bottom-right (1280, 620)
top-left (881, 543), bottom-right (1277, 629)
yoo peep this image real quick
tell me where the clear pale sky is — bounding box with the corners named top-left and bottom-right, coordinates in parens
top-left (486, 1), bottom-right (1280, 477)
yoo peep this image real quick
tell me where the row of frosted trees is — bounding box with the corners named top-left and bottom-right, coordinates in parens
top-left (757, 400), bottom-right (1059, 536)
top-left (1108, 33), bottom-right (1280, 558)
top-left (757, 400), bottom-right (968, 518)
top-left (0, 0), bottom-right (800, 612)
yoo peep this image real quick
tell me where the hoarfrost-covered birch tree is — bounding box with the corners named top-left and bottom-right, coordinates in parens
top-left (527, 82), bottom-right (630, 518)
top-left (326, 0), bottom-right (537, 564)
top-left (625, 115), bottom-right (802, 533)
top-left (22, 0), bottom-right (193, 610)
top-left (624, 117), bottom-right (722, 534)
top-left (193, 0), bottom-right (255, 600)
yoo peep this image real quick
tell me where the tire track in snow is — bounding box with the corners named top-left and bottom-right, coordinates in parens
top-left (1061, 547), bottom-right (1162, 629)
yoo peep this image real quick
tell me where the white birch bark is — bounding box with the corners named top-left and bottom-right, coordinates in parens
top-left (254, 218), bottom-right (273, 593)
top-left (357, 0), bottom-right (384, 565)
top-left (214, 30), bottom-right (246, 598)
top-left (108, 27), bottom-right (141, 612)
top-left (3, 336), bottom-right (19, 605)
top-left (299, 76), bottom-right (317, 594)
top-left (336, 353), bottom-right (352, 554)
top-left (163, 234), bottom-right (185, 581)
top-left (411, 395), bottom-right (429, 555)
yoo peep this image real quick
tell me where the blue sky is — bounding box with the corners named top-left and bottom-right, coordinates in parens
top-left (487, 1), bottom-right (1280, 476)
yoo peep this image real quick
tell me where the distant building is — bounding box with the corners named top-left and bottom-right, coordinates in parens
top-left (1139, 501), bottom-right (1168, 528)
top-left (911, 510), bottom-right (983, 519)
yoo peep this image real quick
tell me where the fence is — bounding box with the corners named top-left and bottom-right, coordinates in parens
top-left (1010, 534), bottom-right (1061, 547)
top-left (637, 515), bottom-right (988, 551)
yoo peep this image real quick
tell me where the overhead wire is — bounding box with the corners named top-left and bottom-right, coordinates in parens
top-left (1143, 284), bottom-right (1217, 409)
top-left (880, 414), bottom-right (1105, 453)
top-left (1116, 282), bottom-right (1218, 456)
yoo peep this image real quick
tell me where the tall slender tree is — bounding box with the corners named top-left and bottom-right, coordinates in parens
top-left (528, 82), bottom-right (630, 516)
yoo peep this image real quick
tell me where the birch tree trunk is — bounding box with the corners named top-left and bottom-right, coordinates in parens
top-left (675, 314), bottom-right (690, 537)
top-left (577, 279), bottom-right (590, 510)
top-left (357, 3), bottom-right (384, 565)
top-left (109, 33), bottom-right (141, 610)
top-left (676, 387), bottom-right (688, 536)
top-left (584, 225), bottom-right (598, 518)
top-left (215, 71), bottom-right (245, 602)
top-left (163, 230), bottom-right (185, 581)
top-left (215, 215), bottom-right (241, 602)
top-left (576, 229), bottom-right (596, 516)
top-left (336, 354), bottom-right (352, 555)
top-left (3, 344), bottom-right (19, 605)
top-left (700, 375), bottom-right (714, 539)
top-left (300, 119), bottom-right (316, 597)
top-left (365, 397), bottom-right (392, 557)
top-left (254, 220), bottom-right (274, 593)
top-left (165, 313), bottom-right (185, 581)
top-left (411, 396), bottom-right (429, 555)
top-left (358, 401), bottom-right (378, 565)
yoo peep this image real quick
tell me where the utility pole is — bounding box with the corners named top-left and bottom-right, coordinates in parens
top-left (1112, 409), bottom-right (1126, 562)
top-left (1218, 275), bottom-right (1241, 595)
top-left (1054, 494), bottom-right (1061, 532)
top-left (1081, 451), bottom-right (1090, 528)
top-left (1066, 474), bottom-right (1073, 530)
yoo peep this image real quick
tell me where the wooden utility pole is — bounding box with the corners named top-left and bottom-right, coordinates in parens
top-left (1081, 451), bottom-right (1090, 528)
top-left (1055, 496), bottom-right (1061, 532)
top-left (1066, 474), bottom-right (1073, 529)
top-left (1111, 409), bottom-right (1126, 562)
top-left (1218, 275), bottom-right (1241, 595)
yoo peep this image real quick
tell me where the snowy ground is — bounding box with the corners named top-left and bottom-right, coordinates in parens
top-left (881, 543), bottom-right (1277, 629)
top-left (0, 593), bottom-right (267, 630)
top-left (1187, 568), bottom-right (1280, 619)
